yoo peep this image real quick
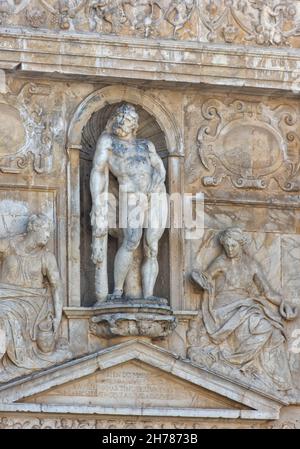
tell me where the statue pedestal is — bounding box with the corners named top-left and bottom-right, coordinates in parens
top-left (64, 299), bottom-right (177, 356)
top-left (89, 298), bottom-right (177, 339)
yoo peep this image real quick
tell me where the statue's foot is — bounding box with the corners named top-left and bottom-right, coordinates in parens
top-left (108, 289), bottom-right (123, 301)
top-left (144, 295), bottom-right (168, 305)
top-left (93, 297), bottom-right (108, 307)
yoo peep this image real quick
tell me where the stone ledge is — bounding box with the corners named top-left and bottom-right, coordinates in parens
top-left (0, 29), bottom-right (300, 91)
top-left (0, 403), bottom-right (279, 420)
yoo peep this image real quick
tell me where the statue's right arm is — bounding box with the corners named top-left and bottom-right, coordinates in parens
top-left (191, 257), bottom-right (223, 293)
top-left (90, 134), bottom-right (110, 238)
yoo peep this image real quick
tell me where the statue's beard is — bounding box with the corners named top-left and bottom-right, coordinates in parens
top-left (113, 125), bottom-right (133, 138)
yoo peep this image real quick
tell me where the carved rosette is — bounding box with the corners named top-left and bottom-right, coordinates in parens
top-left (89, 300), bottom-right (177, 338)
top-left (197, 99), bottom-right (300, 191)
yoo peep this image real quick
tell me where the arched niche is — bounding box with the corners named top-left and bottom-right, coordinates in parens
top-left (66, 86), bottom-right (184, 310)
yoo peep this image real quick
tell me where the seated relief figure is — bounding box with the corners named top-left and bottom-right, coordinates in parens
top-left (191, 227), bottom-right (297, 391)
top-left (90, 103), bottom-right (167, 303)
top-left (0, 214), bottom-right (70, 381)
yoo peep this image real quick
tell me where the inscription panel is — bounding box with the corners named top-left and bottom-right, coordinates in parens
top-left (25, 361), bottom-right (242, 410)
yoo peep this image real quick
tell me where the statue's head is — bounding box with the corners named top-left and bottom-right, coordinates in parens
top-left (27, 214), bottom-right (53, 247)
top-left (110, 103), bottom-right (139, 138)
top-left (219, 227), bottom-right (250, 259)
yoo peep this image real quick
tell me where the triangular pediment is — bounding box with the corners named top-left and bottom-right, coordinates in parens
top-left (0, 340), bottom-right (285, 420)
top-left (22, 360), bottom-right (245, 411)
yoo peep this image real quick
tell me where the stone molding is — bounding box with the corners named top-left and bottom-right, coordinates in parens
top-left (1, 30), bottom-right (300, 91)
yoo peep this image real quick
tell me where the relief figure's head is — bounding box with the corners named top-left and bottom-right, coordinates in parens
top-left (111, 103), bottom-right (139, 138)
top-left (27, 214), bottom-right (53, 248)
top-left (219, 227), bottom-right (250, 259)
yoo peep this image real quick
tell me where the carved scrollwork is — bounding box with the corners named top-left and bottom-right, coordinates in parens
top-left (0, 82), bottom-right (56, 174)
top-left (197, 99), bottom-right (300, 191)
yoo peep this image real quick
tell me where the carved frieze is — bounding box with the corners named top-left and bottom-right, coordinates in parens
top-left (1, 1), bottom-right (300, 47)
top-left (196, 99), bottom-right (300, 191)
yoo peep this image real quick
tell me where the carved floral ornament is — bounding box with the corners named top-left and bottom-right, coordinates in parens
top-left (197, 99), bottom-right (300, 191)
top-left (1, 0), bottom-right (300, 45)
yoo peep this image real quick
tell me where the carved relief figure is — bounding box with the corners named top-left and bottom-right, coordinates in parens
top-left (233, 0), bottom-right (300, 46)
top-left (87, 0), bottom-right (127, 33)
top-left (190, 227), bottom-right (297, 391)
top-left (0, 0), bottom-right (12, 25)
top-left (90, 103), bottom-right (167, 303)
top-left (0, 214), bottom-right (69, 380)
top-left (165, 0), bottom-right (195, 37)
top-left (247, 0), bottom-right (297, 45)
top-left (123, 0), bottom-right (164, 37)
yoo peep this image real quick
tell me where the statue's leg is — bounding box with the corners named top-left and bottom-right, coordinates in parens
top-left (142, 230), bottom-right (160, 299)
top-left (142, 190), bottom-right (167, 299)
top-left (124, 245), bottom-right (143, 298)
top-left (113, 226), bottom-right (143, 298)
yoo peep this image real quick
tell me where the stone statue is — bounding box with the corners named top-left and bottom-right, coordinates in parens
top-left (90, 103), bottom-right (167, 304)
top-left (0, 214), bottom-right (70, 381)
top-left (190, 227), bottom-right (298, 391)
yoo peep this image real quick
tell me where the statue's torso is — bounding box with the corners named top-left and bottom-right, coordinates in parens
top-left (108, 136), bottom-right (154, 193)
top-left (0, 238), bottom-right (47, 289)
top-left (214, 257), bottom-right (255, 306)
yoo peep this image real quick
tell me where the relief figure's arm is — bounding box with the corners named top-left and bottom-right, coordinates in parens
top-left (45, 253), bottom-right (63, 334)
top-left (253, 268), bottom-right (281, 306)
top-left (253, 267), bottom-right (298, 320)
top-left (191, 257), bottom-right (224, 294)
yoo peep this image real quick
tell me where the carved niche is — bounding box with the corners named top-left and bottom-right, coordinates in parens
top-left (0, 83), bottom-right (56, 174)
top-left (80, 101), bottom-right (170, 307)
top-left (197, 99), bottom-right (300, 191)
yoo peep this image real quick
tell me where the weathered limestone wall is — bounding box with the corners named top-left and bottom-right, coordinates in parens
top-left (1, 0), bottom-right (300, 429)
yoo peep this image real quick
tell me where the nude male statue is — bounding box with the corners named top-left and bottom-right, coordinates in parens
top-left (90, 103), bottom-right (167, 303)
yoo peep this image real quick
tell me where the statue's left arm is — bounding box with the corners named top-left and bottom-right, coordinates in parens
top-left (148, 142), bottom-right (166, 192)
top-left (253, 264), bottom-right (297, 320)
top-left (44, 252), bottom-right (63, 334)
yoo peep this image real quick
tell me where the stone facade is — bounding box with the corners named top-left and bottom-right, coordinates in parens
top-left (0, 0), bottom-right (300, 429)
